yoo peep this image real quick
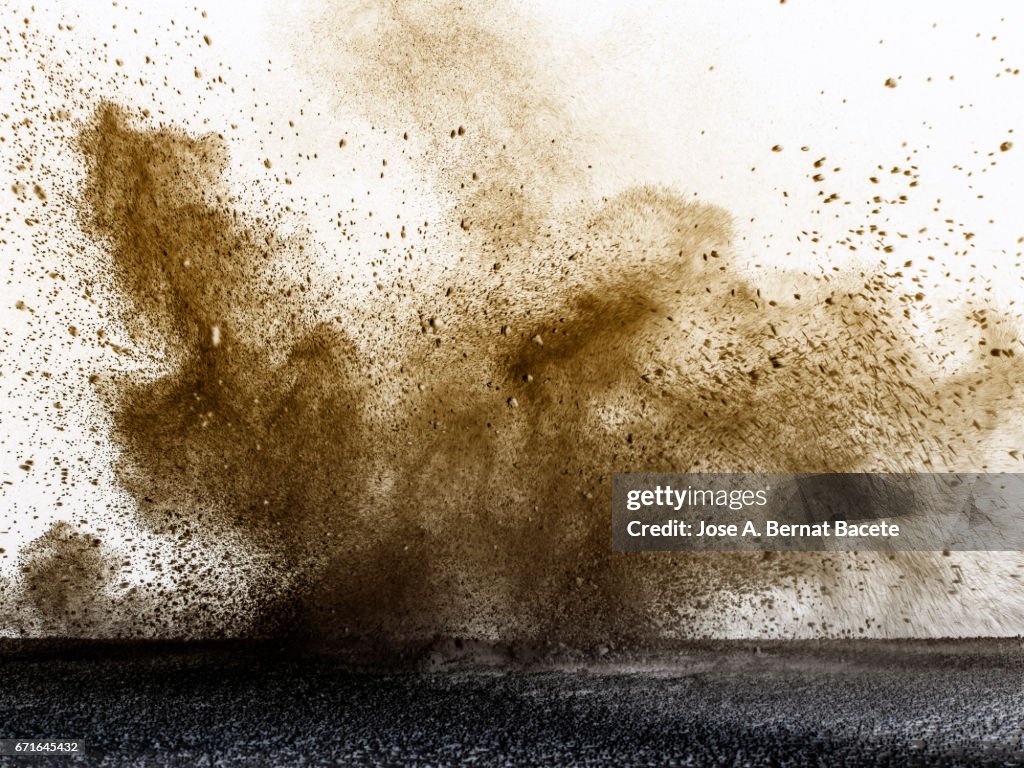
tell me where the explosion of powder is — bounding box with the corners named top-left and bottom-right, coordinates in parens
top-left (2, 0), bottom-right (1023, 646)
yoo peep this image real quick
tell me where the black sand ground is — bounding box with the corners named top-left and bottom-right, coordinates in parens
top-left (1, 639), bottom-right (1023, 767)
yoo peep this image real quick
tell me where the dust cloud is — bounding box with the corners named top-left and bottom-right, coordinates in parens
top-left (4, 0), bottom-right (1023, 647)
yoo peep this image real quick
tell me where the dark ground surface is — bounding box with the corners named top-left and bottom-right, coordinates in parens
top-left (1, 639), bottom-right (1023, 767)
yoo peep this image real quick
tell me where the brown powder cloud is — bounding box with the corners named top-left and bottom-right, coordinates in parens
top-left (62, 90), bottom-right (1020, 645)
top-left (9, 0), bottom-right (1024, 646)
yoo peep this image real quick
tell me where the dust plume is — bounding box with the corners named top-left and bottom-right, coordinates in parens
top-left (5, 0), bottom-right (1024, 646)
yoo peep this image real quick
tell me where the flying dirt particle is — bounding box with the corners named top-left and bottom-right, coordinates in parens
top-left (1000, 141), bottom-right (1013, 152)
top-left (885, 78), bottom-right (898, 88)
